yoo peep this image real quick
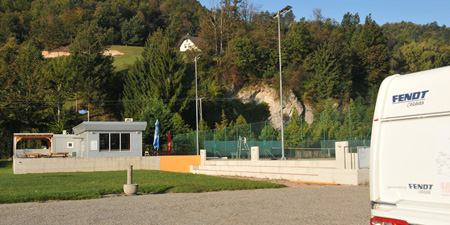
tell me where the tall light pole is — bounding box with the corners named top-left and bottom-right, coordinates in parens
top-left (272, 5), bottom-right (292, 160)
top-left (193, 54), bottom-right (202, 155)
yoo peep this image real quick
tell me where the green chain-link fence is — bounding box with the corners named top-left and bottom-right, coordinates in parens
top-left (173, 106), bottom-right (373, 159)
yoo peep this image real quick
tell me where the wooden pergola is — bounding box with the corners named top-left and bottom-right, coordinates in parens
top-left (13, 133), bottom-right (53, 157)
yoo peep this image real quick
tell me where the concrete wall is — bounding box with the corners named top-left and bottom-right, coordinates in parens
top-left (203, 158), bottom-right (337, 168)
top-left (13, 157), bottom-right (160, 174)
top-left (190, 141), bottom-right (370, 185)
top-left (13, 155), bottom-right (202, 174)
top-left (192, 159), bottom-right (368, 185)
top-left (160, 156), bottom-right (201, 173)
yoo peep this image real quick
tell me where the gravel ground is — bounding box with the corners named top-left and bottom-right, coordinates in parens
top-left (0, 182), bottom-right (370, 225)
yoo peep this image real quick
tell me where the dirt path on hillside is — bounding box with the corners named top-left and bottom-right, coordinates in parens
top-left (41, 50), bottom-right (124, 58)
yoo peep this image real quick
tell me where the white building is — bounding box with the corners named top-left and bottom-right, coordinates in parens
top-left (13, 121), bottom-right (147, 158)
top-left (178, 33), bottom-right (200, 52)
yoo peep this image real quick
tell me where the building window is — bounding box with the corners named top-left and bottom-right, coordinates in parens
top-left (100, 133), bottom-right (109, 151)
top-left (110, 133), bottom-right (120, 151)
top-left (99, 133), bottom-right (131, 152)
top-left (121, 133), bottom-right (130, 150)
top-left (67, 142), bottom-right (74, 148)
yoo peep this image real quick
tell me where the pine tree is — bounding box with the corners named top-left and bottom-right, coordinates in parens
top-left (69, 22), bottom-right (114, 119)
top-left (353, 15), bottom-right (389, 90)
top-left (121, 13), bottom-right (147, 46)
top-left (139, 98), bottom-right (173, 148)
top-left (41, 56), bottom-right (78, 133)
top-left (214, 110), bottom-right (229, 141)
top-left (123, 29), bottom-right (188, 119)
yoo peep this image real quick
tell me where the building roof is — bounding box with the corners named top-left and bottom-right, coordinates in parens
top-left (177, 33), bottom-right (199, 48)
top-left (72, 121), bottom-right (147, 135)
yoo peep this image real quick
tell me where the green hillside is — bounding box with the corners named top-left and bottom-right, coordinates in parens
top-left (110, 45), bottom-right (144, 72)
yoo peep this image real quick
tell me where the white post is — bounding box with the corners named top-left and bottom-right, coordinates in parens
top-left (200, 149), bottom-right (206, 165)
top-left (335, 141), bottom-right (349, 169)
top-left (251, 146), bottom-right (259, 162)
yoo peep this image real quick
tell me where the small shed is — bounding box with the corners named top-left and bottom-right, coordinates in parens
top-left (72, 121), bottom-right (147, 157)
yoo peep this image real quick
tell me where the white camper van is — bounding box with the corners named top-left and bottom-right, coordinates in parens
top-left (370, 66), bottom-right (450, 225)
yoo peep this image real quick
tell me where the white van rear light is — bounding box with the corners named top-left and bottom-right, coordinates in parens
top-left (370, 217), bottom-right (408, 225)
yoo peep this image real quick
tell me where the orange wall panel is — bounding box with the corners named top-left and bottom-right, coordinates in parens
top-left (160, 156), bottom-right (201, 173)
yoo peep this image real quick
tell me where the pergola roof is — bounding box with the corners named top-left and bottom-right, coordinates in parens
top-left (14, 133), bottom-right (53, 140)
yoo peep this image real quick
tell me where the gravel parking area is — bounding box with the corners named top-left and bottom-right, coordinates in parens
top-left (0, 183), bottom-right (370, 225)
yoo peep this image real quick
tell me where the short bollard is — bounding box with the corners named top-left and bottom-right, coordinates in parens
top-left (123, 165), bottom-right (138, 195)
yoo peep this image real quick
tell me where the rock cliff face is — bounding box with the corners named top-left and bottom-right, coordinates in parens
top-left (232, 84), bottom-right (314, 129)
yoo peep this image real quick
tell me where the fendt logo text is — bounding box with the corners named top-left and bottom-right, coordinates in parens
top-left (392, 90), bottom-right (429, 107)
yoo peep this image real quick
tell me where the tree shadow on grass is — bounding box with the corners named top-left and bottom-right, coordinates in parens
top-left (0, 160), bottom-right (12, 168)
top-left (139, 185), bottom-right (175, 194)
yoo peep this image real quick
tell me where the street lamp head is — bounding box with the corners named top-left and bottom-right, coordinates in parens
top-left (193, 54), bottom-right (202, 61)
top-left (272, 5), bottom-right (292, 18)
top-left (281, 6), bottom-right (292, 14)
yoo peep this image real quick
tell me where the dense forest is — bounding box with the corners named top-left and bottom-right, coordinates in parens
top-left (1, 0), bottom-right (450, 157)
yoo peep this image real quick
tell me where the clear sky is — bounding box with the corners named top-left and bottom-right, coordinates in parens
top-left (197, 0), bottom-right (449, 26)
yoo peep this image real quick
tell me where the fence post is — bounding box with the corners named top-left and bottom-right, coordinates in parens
top-left (250, 123), bottom-right (252, 140)
top-left (349, 107), bottom-right (352, 152)
top-left (224, 127), bottom-right (227, 157)
top-left (322, 111), bottom-right (327, 142)
top-left (264, 120), bottom-right (267, 141)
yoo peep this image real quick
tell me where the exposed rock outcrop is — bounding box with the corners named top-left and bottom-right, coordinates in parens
top-left (232, 84), bottom-right (314, 129)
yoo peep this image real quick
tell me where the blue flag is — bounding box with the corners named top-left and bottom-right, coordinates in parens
top-left (153, 120), bottom-right (160, 150)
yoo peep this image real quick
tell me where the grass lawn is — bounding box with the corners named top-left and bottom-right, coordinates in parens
top-left (109, 45), bottom-right (143, 72)
top-left (0, 160), bottom-right (285, 204)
